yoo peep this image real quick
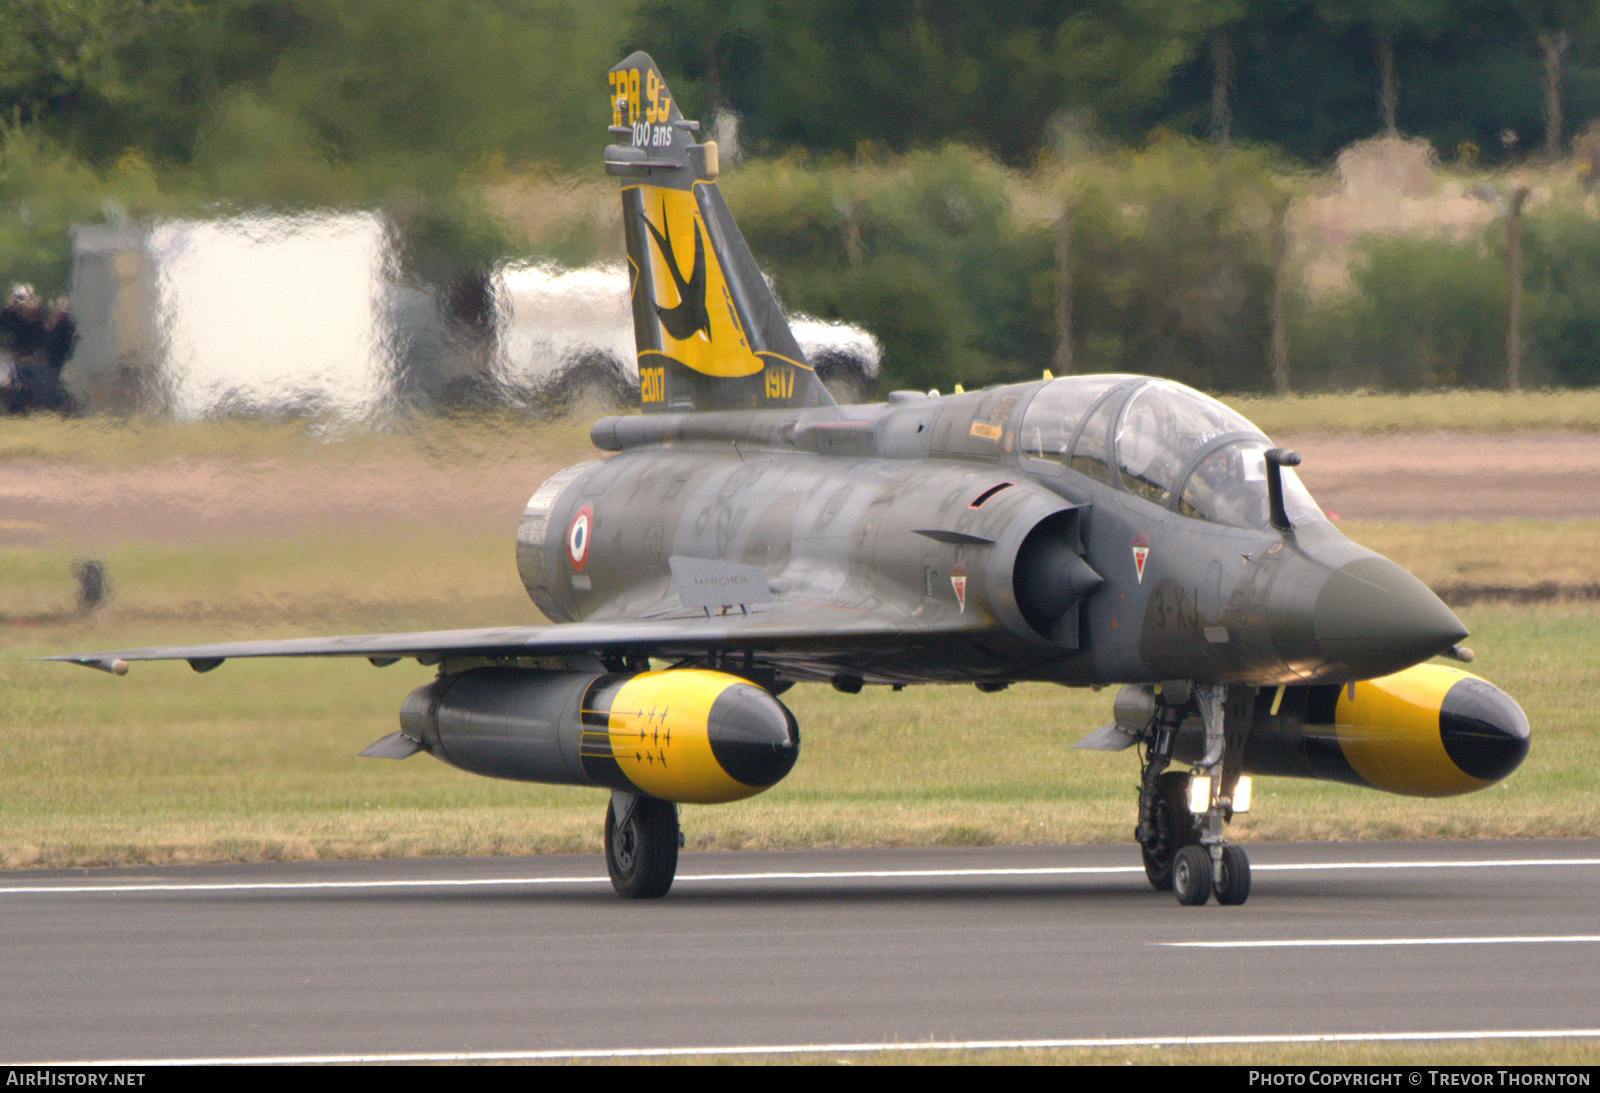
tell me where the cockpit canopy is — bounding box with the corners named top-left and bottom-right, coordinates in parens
top-left (1019, 375), bottom-right (1322, 530)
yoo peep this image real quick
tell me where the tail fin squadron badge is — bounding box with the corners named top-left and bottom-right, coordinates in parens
top-left (1132, 534), bottom-right (1150, 584)
top-left (644, 203), bottom-right (710, 341)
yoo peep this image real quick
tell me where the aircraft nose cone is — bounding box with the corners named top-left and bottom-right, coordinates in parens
top-left (1440, 675), bottom-right (1531, 784)
top-left (1313, 555), bottom-right (1468, 679)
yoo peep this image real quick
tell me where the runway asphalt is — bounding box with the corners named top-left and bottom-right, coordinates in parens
top-left (4, 840), bottom-right (1598, 1064)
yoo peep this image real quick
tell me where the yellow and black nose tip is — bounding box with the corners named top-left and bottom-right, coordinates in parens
top-left (707, 681), bottom-right (800, 788)
top-left (1439, 675), bottom-right (1530, 784)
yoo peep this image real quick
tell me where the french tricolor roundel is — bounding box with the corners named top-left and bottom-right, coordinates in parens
top-left (567, 505), bottom-right (593, 571)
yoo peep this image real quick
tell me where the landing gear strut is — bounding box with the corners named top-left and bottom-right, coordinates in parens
top-left (605, 790), bottom-right (680, 899)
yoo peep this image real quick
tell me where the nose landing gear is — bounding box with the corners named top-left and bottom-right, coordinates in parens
top-left (1134, 683), bottom-right (1255, 906)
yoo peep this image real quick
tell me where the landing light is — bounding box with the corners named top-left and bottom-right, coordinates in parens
top-left (1185, 774), bottom-right (1251, 814)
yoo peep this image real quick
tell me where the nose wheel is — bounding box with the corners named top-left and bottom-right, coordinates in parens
top-left (1165, 837), bottom-right (1252, 906)
top-left (1216, 844), bottom-right (1251, 905)
top-left (1172, 845), bottom-right (1212, 905)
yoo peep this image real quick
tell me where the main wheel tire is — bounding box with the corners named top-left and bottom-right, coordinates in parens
top-left (1215, 843), bottom-right (1251, 906)
top-left (1172, 844), bottom-right (1214, 906)
top-left (605, 796), bottom-right (679, 899)
top-left (1141, 771), bottom-right (1199, 891)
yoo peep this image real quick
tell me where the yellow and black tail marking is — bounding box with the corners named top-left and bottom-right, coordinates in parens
top-left (605, 52), bottom-right (834, 415)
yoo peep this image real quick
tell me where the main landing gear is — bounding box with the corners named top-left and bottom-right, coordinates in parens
top-left (1134, 682), bottom-right (1255, 906)
top-left (605, 790), bottom-right (680, 898)
top-left (1139, 770), bottom-right (1198, 891)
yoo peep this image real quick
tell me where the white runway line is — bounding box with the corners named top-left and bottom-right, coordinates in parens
top-left (2, 856), bottom-right (1598, 896)
top-left (1253, 858), bottom-right (1600, 872)
top-left (0, 875), bottom-right (609, 895)
top-left (1161, 935), bottom-right (1600, 948)
top-left (23, 1028), bottom-right (1600, 1066)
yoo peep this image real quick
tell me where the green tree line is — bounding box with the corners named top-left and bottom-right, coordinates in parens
top-left (635, 1), bottom-right (1600, 167)
top-left (710, 140), bottom-right (1600, 395)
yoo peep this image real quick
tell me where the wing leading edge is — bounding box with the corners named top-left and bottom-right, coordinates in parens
top-left (42, 607), bottom-right (913, 677)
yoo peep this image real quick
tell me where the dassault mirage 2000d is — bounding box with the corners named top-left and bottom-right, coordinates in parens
top-left (50, 53), bottom-right (1530, 906)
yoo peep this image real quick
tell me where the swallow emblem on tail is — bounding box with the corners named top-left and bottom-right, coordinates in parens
top-left (644, 203), bottom-right (710, 341)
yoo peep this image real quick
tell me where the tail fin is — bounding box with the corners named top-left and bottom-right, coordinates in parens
top-left (605, 52), bottom-right (834, 414)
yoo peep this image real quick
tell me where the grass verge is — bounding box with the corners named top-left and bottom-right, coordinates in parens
top-left (1226, 387), bottom-right (1600, 434)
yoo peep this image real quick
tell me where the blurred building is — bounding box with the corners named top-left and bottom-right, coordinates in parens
top-left (68, 223), bottom-right (161, 415)
top-left (494, 262), bottom-right (881, 409)
top-left (68, 213), bottom-right (881, 420)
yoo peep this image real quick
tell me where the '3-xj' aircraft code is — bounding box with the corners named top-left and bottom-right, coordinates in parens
top-left (1151, 584), bottom-right (1202, 630)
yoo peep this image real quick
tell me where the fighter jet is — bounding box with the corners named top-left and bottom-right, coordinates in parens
top-left (48, 54), bottom-right (1529, 906)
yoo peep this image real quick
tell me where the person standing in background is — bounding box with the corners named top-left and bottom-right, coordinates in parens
top-left (2, 284), bottom-right (78, 414)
